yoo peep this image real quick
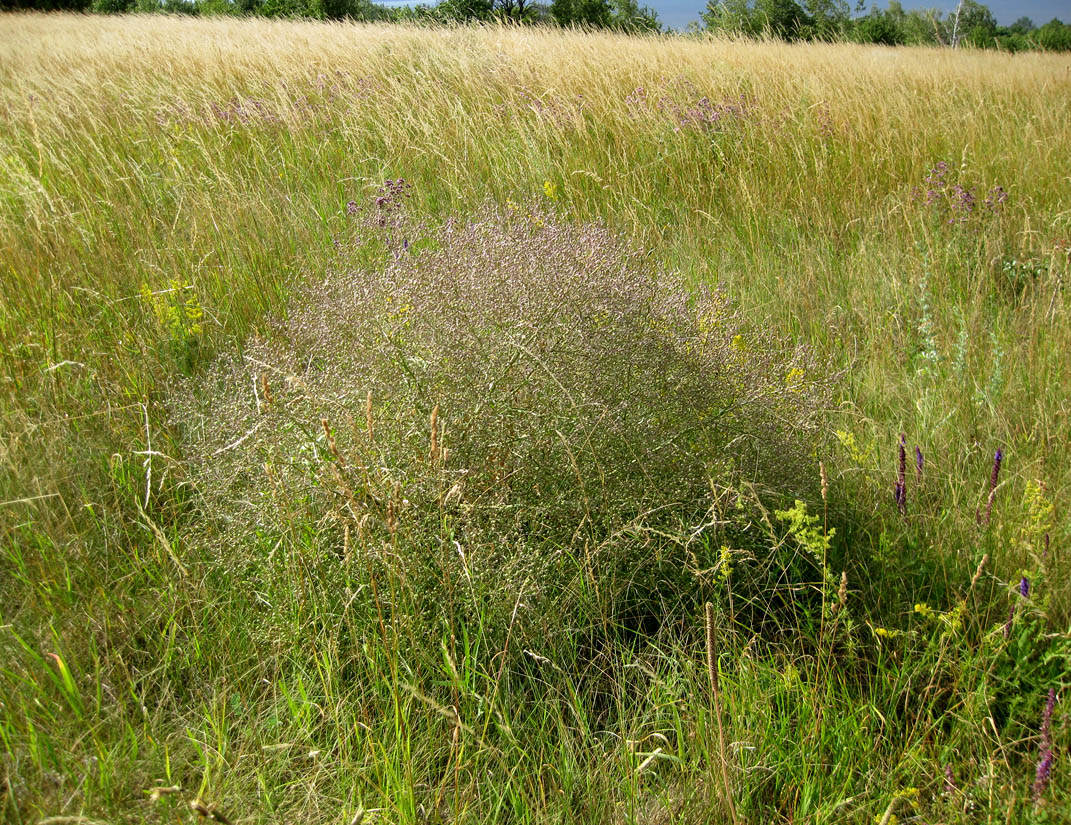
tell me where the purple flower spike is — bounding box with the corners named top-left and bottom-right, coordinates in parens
top-left (894, 434), bottom-right (907, 516)
top-left (1033, 688), bottom-right (1057, 804)
top-left (1020, 577), bottom-right (1030, 599)
top-left (943, 764), bottom-right (956, 794)
top-left (915, 445), bottom-right (923, 482)
top-left (983, 448), bottom-right (1004, 525)
top-left (1035, 751), bottom-right (1054, 802)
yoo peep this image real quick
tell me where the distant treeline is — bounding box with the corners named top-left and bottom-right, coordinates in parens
top-left (3, 0), bottom-right (1070, 51)
top-left (700, 1), bottom-right (1071, 51)
top-left (0, 0), bottom-right (663, 31)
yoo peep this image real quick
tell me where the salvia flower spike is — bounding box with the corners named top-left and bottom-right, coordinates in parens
top-left (894, 434), bottom-right (907, 516)
top-left (1032, 688), bottom-right (1057, 804)
top-left (1005, 577), bottom-right (1031, 637)
top-left (983, 448), bottom-right (1003, 524)
top-left (1003, 603), bottom-right (1016, 639)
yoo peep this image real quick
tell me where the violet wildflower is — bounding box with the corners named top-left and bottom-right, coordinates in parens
top-left (950, 184), bottom-right (976, 222)
top-left (983, 448), bottom-right (1003, 525)
top-left (1032, 688), bottom-right (1057, 804)
top-left (1042, 688), bottom-right (1056, 731)
top-left (1005, 577), bottom-right (1031, 638)
top-left (894, 434), bottom-right (907, 515)
top-left (1003, 602), bottom-right (1016, 639)
top-left (1035, 751), bottom-right (1054, 803)
top-left (915, 445), bottom-right (923, 483)
top-left (924, 161), bottom-right (948, 189)
top-left (984, 186), bottom-right (1008, 211)
top-left (922, 163), bottom-right (948, 208)
top-left (943, 764), bottom-right (956, 794)
top-left (368, 178), bottom-right (413, 229)
top-left (624, 86), bottom-right (648, 116)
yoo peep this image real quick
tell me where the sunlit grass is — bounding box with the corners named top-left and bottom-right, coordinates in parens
top-left (1, 12), bottom-right (1069, 824)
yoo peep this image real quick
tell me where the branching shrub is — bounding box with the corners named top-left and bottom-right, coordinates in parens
top-left (172, 203), bottom-right (831, 630)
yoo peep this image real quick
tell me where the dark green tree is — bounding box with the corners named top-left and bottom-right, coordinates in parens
top-left (701, 0), bottom-right (812, 40)
top-left (437, 0), bottom-right (492, 19)
top-left (804, 0), bottom-right (849, 39)
top-left (1037, 18), bottom-right (1071, 50)
top-left (855, 7), bottom-right (905, 44)
top-left (493, 0), bottom-right (537, 21)
top-left (754, 0), bottom-right (812, 39)
top-left (92, 0), bottom-right (134, 12)
top-left (700, 0), bottom-right (758, 35)
top-left (551, 0), bottom-right (612, 27)
top-left (0, 0), bottom-right (92, 9)
top-left (610, 0), bottom-right (660, 32)
top-left (1008, 16), bottom-right (1035, 34)
top-left (950, 0), bottom-right (996, 47)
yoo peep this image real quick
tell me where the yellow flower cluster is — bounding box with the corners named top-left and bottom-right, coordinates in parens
top-left (835, 429), bottom-right (874, 464)
top-left (784, 367), bottom-right (805, 391)
top-left (141, 278), bottom-right (203, 339)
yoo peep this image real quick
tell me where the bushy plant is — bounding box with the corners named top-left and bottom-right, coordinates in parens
top-left (856, 10), bottom-right (906, 45)
top-left (1038, 18), bottom-right (1071, 51)
top-left (91, 0), bottom-right (134, 12)
top-left (172, 201), bottom-right (830, 626)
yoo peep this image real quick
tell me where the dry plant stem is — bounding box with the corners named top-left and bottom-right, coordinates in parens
top-left (816, 461), bottom-right (833, 746)
top-left (969, 553), bottom-right (989, 593)
top-left (706, 601), bottom-right (739, 825)
top-left (875, 795), bottom-right (906, 825)
top-left (368, 564), bottom-right (393, 679)
top-left (429, 403), bottom-right (440, 463)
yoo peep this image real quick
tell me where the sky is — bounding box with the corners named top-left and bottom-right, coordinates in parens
top-left (651, 1), bottom-right (1070, 30)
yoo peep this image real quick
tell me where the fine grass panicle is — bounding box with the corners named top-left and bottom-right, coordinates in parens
top-left (173, 203), bottom-right (830, 628)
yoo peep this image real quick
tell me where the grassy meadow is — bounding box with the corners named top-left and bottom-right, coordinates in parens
top-left (1, 12), bottom-right (1070, 824)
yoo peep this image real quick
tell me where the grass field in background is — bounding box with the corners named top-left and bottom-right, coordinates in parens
top-left (1, 13), bottom-right (1070, 824)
